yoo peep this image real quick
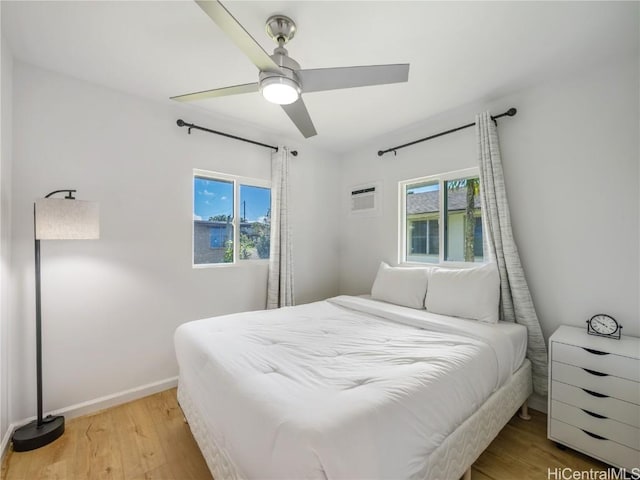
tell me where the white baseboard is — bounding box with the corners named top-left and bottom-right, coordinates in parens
top-left (0, 376), bottom-right (178, 461)
top-left (51, 376), bottom-right (178, 421)
top-left (0, 422), bottom-right (17, 463)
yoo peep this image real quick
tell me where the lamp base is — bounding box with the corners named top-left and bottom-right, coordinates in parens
top-left (12, 415), bottom-right (65, 452)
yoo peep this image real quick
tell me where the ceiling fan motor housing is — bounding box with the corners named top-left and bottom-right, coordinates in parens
top-left (260, 46), bottom-right (302, 92)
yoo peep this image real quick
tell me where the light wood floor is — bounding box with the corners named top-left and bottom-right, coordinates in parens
top-left (1, 388), bottom-right (608, 480)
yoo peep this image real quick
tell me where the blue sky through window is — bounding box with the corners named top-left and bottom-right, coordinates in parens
top-left (194, 177), bottom-right (271, 223)
top-left (240, 185), bottom-right (271, 222)
top-left (194, 177), bottom-right (233, 221)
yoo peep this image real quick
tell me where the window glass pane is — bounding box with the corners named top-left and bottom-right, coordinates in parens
top-left (474, 217), bottom-right (483, 258)
top-left (410, 220), bottom-right (427, 254)
top-left (444, 177), bottom-right (483, 262)
top-left (193, 177), bottom-right (234, 264)
top-left (239, 185), bottom-right (271, 260)
top-left (405, 181), bottom-right (439, 263)
top-left (428, 219), bottom-right (439, 254)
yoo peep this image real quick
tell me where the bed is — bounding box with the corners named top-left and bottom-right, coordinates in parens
top-left (175, 294), bottom-right (533, 480)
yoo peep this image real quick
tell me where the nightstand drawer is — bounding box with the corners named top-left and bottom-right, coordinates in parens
top-left (553, 343), bottom-right (640, 382)
top-left (551, 400), bottom-right (640, 450)
top-left (550, 419), bottom-right (639, 471)
top-left (553, 362), bottom-right (640, 405)
top-left (552, 381), bottom-right (640, 427)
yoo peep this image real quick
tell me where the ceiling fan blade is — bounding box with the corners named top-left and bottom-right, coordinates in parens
top-left (195, 1), bottom-right (282, 74)
top-left (171, 82), bottom-right (259, 102)
top-left (298, 64), bottom-right (410, 93)
top-left (281, 98), bottom-right (317, 138)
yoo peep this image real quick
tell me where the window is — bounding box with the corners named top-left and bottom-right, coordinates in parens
top-left (193, 170), bottom-right (271, 266)
top-left (409, 219), bottom-right (439, 257)
top-left (400, 168), bottom-right (483, 265)
top-left (239, 185), bottom-right (271, 261)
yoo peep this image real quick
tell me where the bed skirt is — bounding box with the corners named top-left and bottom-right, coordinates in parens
top-left (177, 359), bottom-right (533, 480)
top-left (422, 358), bottom-right (532, 479)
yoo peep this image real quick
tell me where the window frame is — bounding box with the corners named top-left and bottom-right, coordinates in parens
top-left (399, 167), bottom-right (484, 267)
top-left (193, 169), bottom-right (271, 268)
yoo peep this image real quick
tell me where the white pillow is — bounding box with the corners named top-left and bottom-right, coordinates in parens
top-left (371, 262), bottom-right (429, 309)
top-left (425, 263), bottom-right (500, 323)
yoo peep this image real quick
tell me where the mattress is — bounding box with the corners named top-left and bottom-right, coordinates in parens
top-left (174, 295), bottom-right (527, 479)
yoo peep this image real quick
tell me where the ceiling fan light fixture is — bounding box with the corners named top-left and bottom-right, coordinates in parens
top-left (260, 76), bottom-right (301, 105)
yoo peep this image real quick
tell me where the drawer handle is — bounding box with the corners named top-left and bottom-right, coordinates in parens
top-left (581, 429), bottom-right (607, 441)
top-left (581, 388), bottom-right (609, 398)
top-left (582, 368), bottom-right (608, 377)
top-left (581, 409), bottom-right (607, 419)
top-left (582, 347), bottom-right (609, 356)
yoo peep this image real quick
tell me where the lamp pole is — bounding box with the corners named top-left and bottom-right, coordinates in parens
top-left (34, 232), bottom-right (43, 426)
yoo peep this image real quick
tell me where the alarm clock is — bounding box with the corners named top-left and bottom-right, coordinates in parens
top-left (586, 314), bottom-right (622, 340)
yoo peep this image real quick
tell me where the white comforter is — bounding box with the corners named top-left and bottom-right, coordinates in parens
top-left (174, 296), bottom-right (521, 479)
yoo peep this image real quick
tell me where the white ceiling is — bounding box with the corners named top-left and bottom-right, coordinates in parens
top-left (2, 1), bottom-right (638, 153)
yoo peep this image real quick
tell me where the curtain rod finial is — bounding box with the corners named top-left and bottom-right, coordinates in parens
top-left (177, 119), bottom-right (185, 127)
top-left (506, 108), bottom-right (517, 116)
top-left (377, 150), bottom-right (384, 157)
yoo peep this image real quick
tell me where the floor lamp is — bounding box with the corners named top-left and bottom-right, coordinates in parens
top-left (12, 189), bottom-right (99, 452)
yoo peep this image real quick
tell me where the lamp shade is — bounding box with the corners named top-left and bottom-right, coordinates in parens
top-left (35, 198), bottom-right (100, 240)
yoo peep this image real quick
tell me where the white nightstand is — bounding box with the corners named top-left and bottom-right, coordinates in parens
top-left (548, 325), bottom-right (640, 471)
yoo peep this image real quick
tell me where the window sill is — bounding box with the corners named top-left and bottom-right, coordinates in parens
top-left (192, 259), bottom-right (269, 269)
top-left (400, 260), bottom-right (488, 268)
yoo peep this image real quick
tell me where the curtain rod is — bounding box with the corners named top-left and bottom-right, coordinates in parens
top-left (176, 119), bottom-right (298, 156)
top-left (377, 107), bottom-right (517, 157)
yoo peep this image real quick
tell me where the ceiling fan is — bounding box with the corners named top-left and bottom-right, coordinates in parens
top-left (171, 0), bottom-right (410, 138)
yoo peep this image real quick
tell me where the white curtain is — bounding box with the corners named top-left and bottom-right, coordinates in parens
top-left (267, 146), bottom-right (295, 309)
top-left (476, 112), bottom-right (548, 395)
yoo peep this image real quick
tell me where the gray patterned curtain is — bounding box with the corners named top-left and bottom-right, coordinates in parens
top-left (267, 146), bottom-right (295, 309)
top-left (476, 112), bottom-right (548, 395)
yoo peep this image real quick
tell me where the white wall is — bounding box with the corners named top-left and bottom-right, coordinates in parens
top-left (5, 40), bottom-right (638, 428)
top-left (9, 61), bottom-right (340, 422)
top-left (339, 55), bottom-right (640, 341)
top-left (0, 25), bottom-right (14, 447)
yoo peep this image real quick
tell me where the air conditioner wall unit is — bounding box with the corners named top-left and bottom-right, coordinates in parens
top-left (349, 182), bottom-right (381, 217)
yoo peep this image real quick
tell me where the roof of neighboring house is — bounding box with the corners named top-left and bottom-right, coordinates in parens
top-left (406, 188), bottom-right (481, 215)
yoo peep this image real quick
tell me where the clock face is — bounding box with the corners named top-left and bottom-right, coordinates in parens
top-left (589, 314), bottom-right (618, 335)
